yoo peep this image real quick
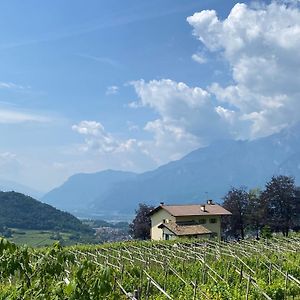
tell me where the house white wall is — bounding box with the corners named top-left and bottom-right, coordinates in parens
top-left (150, 209), bottom-right (175, 240)
top-left (150, 210), bottom-right (222, 240)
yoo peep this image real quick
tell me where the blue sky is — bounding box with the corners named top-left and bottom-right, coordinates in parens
top-left (1, 0), bottom-right (299, 191)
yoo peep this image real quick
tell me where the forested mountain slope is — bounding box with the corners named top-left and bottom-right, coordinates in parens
top-left (43, 124), bottom-right (300, 215)
top-left (0, 191), bottom-right (90, 233)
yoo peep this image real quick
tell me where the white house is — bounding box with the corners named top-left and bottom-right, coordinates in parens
top-left (149, 200), bottom-right (231, 240)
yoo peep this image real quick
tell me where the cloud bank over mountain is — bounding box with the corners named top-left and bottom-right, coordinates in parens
top-left (43, 123), bottom-right (300, 216)
top-left (73, 1), bottom-right (300, 171)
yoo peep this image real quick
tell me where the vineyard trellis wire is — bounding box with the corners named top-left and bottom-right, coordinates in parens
top-left (0, 234), bottom-right (300, 299)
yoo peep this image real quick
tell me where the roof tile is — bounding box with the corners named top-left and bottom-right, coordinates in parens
top-left (158, 204), bottom-right (231, 216)
top-left (159, 221), bottom-right (212, 236)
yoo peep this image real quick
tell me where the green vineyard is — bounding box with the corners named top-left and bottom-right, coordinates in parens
top-left (1, 235), bottom-right (300, 299)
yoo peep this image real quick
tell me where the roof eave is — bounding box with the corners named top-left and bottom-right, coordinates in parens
top-left (158, 223), bottom-right (177, 235)
top-left (173, 212), bottom-right (232, 217)
top-left (149, 205), bottom-right (175, 217)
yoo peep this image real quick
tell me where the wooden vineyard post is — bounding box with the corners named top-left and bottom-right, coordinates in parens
top-left (116, 280), bottom-right (139, 300)
top-left (246, 276), bottom-right (251, 300)
top-left (105, 256), bottom-right (108, 267)
top-left (268, 263), bottom-right (272, 285)
top-left (139, 269), bottom-right (144, 297)
top-left (226, 261), bottom-right (230, 282)
top-left (163, 264), bottom-right (168, 290)
top-left (143, 270), bottom-right (173, 299)
top-left (193, 279), bottom-right (197, 300)
top-left (284, 271), bottom-right (288, 300)
top-left (239, 265), bottom-right (244, 283)
top-left (147, 256), bottom-right (150, 269)
top-left (121, 264), bottom-right (125, 283)
top-left (113, 276), bottom-right (117, 293)
top-left (202, 264), bottom-right (206, 284)
top-left (145, 277), bottom-right (151, 300)
top-left (133, 289), bottom-right (140, 300)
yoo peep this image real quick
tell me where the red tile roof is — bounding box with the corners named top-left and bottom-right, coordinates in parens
top-left (158, 222), bottom-right (212, 236)
top-left (149, 203), bottom-right (231, 217)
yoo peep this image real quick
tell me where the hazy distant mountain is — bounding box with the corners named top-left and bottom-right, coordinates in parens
top-left (43, 124), bottom-right (300, 216)
top-left (42, 170), bottom-right (137, 212)
top-left (0, 179), bottom-right (43, 199)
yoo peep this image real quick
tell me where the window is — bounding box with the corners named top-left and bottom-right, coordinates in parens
top-left (165, 234), bottom-right (170, 240)
top-left (199, 219), bottom-right (206, 224)
top-left (209, 218), bottom-right (217, 224)
top-left (176, 220), bottom-right (196, 225)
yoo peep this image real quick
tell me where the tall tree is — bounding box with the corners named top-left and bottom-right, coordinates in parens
top-left (293, 187), bottom-right (300, 231)
top-left (129, 203), bottom-right (154, 240)
top-left (260, 175), bottom-right (297, 236)
top-left (223, 187), bottom-right (249, 239)
top-left (246, 189), bottom-right (265, 239)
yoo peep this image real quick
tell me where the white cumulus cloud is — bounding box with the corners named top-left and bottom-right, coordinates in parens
top-left (191, 53), bottom-right (207, 64)
top-left (127, 79), bottom-right (235, 164)
top-left (72, 120), bottom-right (144, 155)
top-left (106, 85), bottom-right (119, 95)
top-left (187, 1), bottom-right (300, 138)
top-left (131, 79), bottom-right (231, 146)
top-left (74, 1), bottom-right (300, 171)
top-left (142, 119), bottom-right (200, 163)
top-left (72, 120), bottom-right (156, 171)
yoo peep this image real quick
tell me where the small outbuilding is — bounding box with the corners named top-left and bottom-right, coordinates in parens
top-left (149, 200), bottom-right (231, 240)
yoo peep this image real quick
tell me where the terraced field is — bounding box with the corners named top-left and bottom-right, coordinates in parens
top-left (0, 235), bottom-right (300, 299)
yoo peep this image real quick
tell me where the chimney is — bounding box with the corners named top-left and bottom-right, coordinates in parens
top-left (200, 204), bottom-right (206, 212)
top-left (207, 199), bottom-right (213, 205)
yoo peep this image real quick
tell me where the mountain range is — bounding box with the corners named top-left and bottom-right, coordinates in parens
top-left (42, 123), bottom-right (300, 218)
top-left (0, 179), bottom-right (43, 199)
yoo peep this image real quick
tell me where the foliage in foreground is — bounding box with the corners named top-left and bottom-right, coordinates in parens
top-left (1, 235), bottom-right (300, 299)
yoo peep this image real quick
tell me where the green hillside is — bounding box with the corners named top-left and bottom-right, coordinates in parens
top-left (0, 191), bottom-right (91, 234)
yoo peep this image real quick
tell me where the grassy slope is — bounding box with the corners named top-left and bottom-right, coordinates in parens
top-left (8, 229), bottom-right (73, 247)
